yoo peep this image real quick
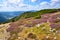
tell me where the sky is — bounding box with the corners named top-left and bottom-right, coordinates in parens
top-left (0, 0), bottom-right (60, 11)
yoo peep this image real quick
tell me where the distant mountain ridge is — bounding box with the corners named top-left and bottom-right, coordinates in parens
top-left (0, 11), bottom-right (24, 23)
top-left (0, 14), bottom-right (7, 23)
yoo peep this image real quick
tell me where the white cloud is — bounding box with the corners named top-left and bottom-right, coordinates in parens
top-left (18, 3), bottom-right (26, 7)
top-left (40, 2), bottom-right (49, 6)
top-left (0, 0), bottom-right (39, 11)
top-left (39, 2), bottom-right (51, 10)
top-left (51, 0), bottom-right (60, 2)
top-left (0, 0), bottom-right (24, 9)
top-left (8, 0), bottom-right (23, 3)
top-left (0, 0), bottom-right (60, 11)
top-left (50, 0), bottom-right (60, 6)
top-left (31, 0), bottom-right (37, 2)
top-left (7, 0), bottom-right (24, 7)
top-left (39, 0), bottom-right (60, 9)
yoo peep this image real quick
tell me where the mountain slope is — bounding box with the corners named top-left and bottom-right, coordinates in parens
top-left (0, 9), bottom-right (60, 40)
top-left (6, 11), bottom-right (60, 40)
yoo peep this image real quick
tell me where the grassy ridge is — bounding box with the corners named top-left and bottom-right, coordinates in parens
top-left (2, 9), bottom-right (60, 24)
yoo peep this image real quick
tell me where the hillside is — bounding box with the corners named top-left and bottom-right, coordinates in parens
top-left (2, 9), bottom-right (60, 23)
top-left (0, 9), bottom-right (60, 40)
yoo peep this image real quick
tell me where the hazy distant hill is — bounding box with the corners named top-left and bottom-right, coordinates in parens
top-left (0, 14), bottom-right (7, 23)
top-left (0, 11), bottom-right (24, 23)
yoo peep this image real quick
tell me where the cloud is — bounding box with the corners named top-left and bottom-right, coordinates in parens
top-left (51, 0), bottom-right (60, 2)
top-left (8, 0), bottom-right (21, 3)
top-left (7, 0), bottom-right (24, 5)
top-left (0, 0), bottom-right (23, 7)
top-left (0, 0), bottom-right (60, 11)
top-left (31, 0), bottom-right (37, 2)
top-left (0, 0), bottom-right (39, 11)
top-left (39, 1), bottom-right (51, 9)
top-left (40, 2), bottom-right (49, 6)
top-left (50, 0), bottom-right (60, 6)
top-left (39, 0), bottom-right (60, 9)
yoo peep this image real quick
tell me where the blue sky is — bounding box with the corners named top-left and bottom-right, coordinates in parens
top-left (0, 0), bottom-right (60, 11)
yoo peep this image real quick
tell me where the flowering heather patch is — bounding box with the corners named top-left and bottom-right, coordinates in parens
top-left (49, 14), bottom-right (60, 23)
top-left (7, 12), bottom-right (60, 32)
top-left (4, 12), bottom-right (60, 40)
top-left (50, 23), bottom-right (60, 28)
top-left (48, 13), bottom-right (60, 28)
